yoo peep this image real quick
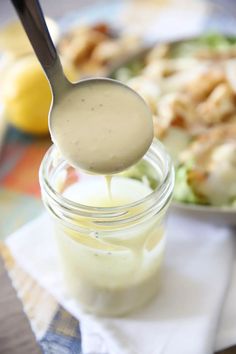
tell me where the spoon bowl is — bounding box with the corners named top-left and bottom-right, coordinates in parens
top-left (49, 76), bottom-right (154, 174)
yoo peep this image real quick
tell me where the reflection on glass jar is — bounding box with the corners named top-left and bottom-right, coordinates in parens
top-left (39, 139), bottom-right (174, 316)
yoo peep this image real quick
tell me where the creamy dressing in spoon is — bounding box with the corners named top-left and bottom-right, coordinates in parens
top-left (50, 79), bottom-right (154, 174)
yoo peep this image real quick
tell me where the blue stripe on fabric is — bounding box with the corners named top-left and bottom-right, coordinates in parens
top-left (40, 307), bottom-right (82, 354)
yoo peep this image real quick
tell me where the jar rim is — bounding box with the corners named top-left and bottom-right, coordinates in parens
top-left (39, 139), bottom-right (174, 223)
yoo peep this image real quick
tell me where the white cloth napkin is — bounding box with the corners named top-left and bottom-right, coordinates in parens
top-left (5, 212), bottom-right (236, 354)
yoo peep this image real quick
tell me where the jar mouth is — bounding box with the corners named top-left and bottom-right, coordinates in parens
top-left (39, 139), bottom-right (174, 225)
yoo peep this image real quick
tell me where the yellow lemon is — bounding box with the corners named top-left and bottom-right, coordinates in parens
top-left (2, 55), bottom-right (52, 135)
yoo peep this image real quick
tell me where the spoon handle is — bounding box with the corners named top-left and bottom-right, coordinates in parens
top-left (11, 0), bottom-right (70, 98)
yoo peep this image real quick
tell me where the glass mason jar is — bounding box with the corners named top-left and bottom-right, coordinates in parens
top-left (39, 139), bottom-right (174, 316)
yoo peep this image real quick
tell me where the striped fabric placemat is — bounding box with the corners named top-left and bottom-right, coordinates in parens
top-left (0, 242), bottom-right (82, 354)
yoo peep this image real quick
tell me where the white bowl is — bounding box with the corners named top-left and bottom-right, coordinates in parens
top-left (171, 202), bottom-right (236, 226)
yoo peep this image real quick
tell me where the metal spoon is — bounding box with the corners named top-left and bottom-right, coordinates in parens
top-left (11, 0), bottom-right (153, 174)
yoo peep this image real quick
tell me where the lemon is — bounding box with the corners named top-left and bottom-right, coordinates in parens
top-left (2, 55), bottom-right (52, 135)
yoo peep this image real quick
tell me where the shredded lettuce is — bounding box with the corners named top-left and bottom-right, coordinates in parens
top-left (197, 33), bottom-right (236, 48)
top-left (230, 198), bottom-right (236, 207)
top-left (170, 33), bottom-right (236, 58)
top-left (173, 164), bottom-right (203, 204)
top-left (119, 160), bottom-right (159, 190)
top-left (112, 59), bottom-right (144, 81)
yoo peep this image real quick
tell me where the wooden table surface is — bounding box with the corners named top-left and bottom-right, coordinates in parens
top-left (0, 257), bottom-right (41, 354)
top-left (219, 348), bottom-right (236, 354)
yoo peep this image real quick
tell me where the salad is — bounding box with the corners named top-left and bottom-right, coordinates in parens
top-left (113, 34), bottom-right (236, 208)
top-left (58, 22), bottom-right (141, 79)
